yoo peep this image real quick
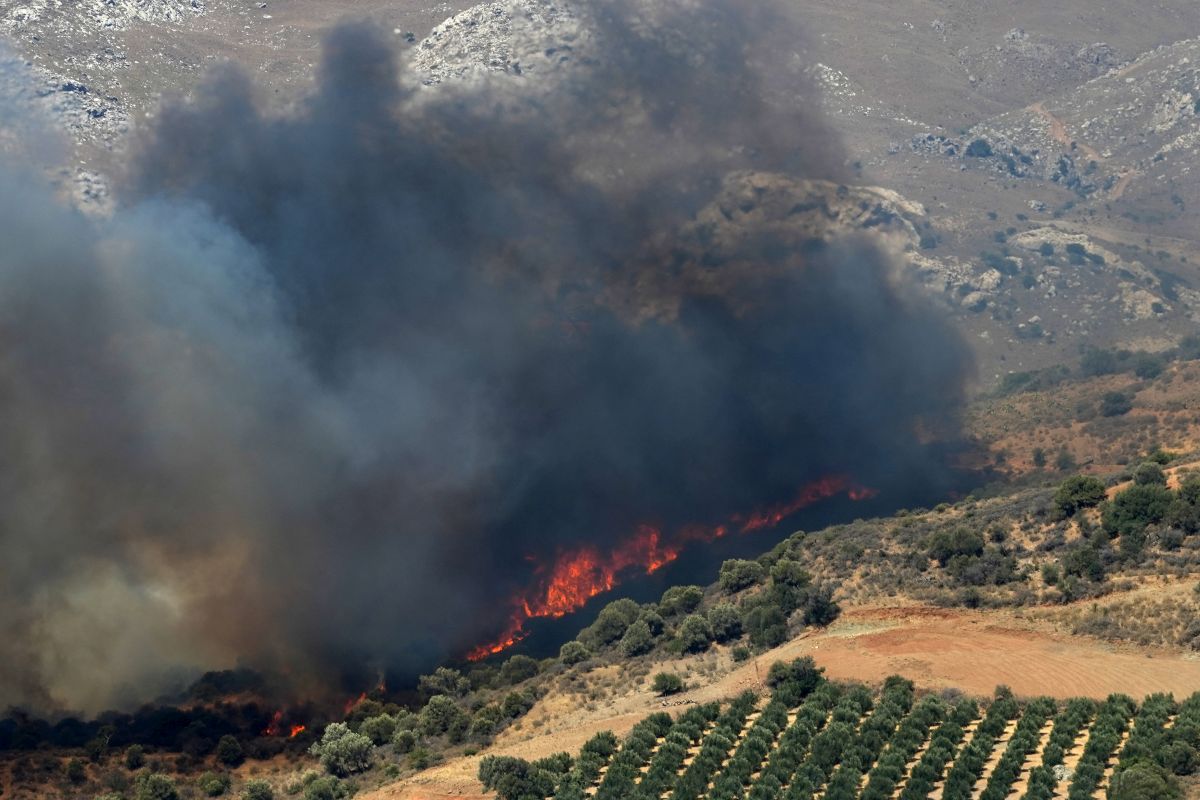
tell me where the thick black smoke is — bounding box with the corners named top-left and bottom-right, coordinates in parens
top-left (0, 0), bottom-right (971, 712)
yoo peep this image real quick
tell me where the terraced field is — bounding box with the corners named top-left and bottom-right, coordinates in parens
top-left (525, 664), bottom-right (1200, 800)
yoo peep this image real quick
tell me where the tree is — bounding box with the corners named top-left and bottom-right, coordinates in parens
top-left (676, 614), bottom-right (713, 653)
top-left (707, 603), bottom-right (743, 643)
top-left (658, 585), bottom-right (704, 617)
top-left (1055, 475), bottom-right (1107, 516)
top-left (1081, 348), bottom-right (1120, 377)
top-left (719, 559), bottom-right (766, 593)
top-left (215, 735), bottom-right (244, 767)
top-left (242, 781), bottom-right (275, 800)
top-left (652, 673), bottom-right (685, 695)
top-left (619, 619), bottom-right (654, 657)
top-left (499, 655), bottom-right (539, 685)
top-left (309, 723), bottom-right (375, 777)
top-left (558, 641), bottom-right (590, 665)
top-left (303, 776), bottom-right (343, 800)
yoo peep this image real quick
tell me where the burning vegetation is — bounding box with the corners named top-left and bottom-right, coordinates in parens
top-left (0, 0), bottom-right (969, 718)
top-left (467, 475), bottom-right (876, 660)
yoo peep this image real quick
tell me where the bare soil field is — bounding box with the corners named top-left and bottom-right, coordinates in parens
top-left (365, 602), bottom-right (1200, 800)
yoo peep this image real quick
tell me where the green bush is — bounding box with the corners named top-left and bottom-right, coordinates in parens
top-left (1108, 760), bottom-right (1181, 799)
top-left (418, 667), bottom-right (470, 698)
top-left (215, 735), bottom-right (244, 767)
top-left (558, 641), bottom-right (590, 665)
top-left (198, 772), bottom-right (232, 797)
top-left (125, 743), bottom-right (146, 770)
top-left (652, 673), bottom-right (685, 696)
top-left (676, 614), bottom-right (713, 654)
top-left (419, 695), bottom-right (471, 742)
top-left (359, 714), bottom-right (397, 745)
top-left (742, 599), bottom-right (788, 648)
top-left (1133, 462), bottom-right (1167, 486)
top-left (1055, 475), bottom-right (1107, 516)
top-left (706, 603), bottom-right (743, 643)
top-left (718, 559), bottom-right (766, 593)
top-left (1101, 392), bottom-right (1133, 417)
top-left (579, 598), bottom-right (641, 649)
top-left (619, 619), bottom-right (655, 656)
top-left (478, 755), bottom-right (554, 800)
top-left (658, 586), bottom-right (704, 617)
top-left (1103, 484), bottom-right (1173, 538)
top-left (309, 723), bottom-right (375, 776)
top-left (242, 780), bottom-right (275, 800)
top-left (499, 655), bottom-right (540, 685)
top-left (926, 528), bottom-right (984, 566)
top-left (134, 773), bottom-right (180, 800)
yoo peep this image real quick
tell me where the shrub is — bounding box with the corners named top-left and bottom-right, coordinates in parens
top-left (966, 138), bottom-right (993, 157)
top-left (802, 583), bottom-right (841, 626)
top-left (359, 714), bottom-right (397, 746)
top-left (1055, 475), bottom-right (1107, 516)
top-left (420, 696), bottom-right (471, 742)
top-left (418, 667), bottom-right (470, 699)
top-left (198, 772), bottom-right (232, 797)
top-left (215, 735), bottom-right (244, 767)
top-left (579, 598), bottom-right (641, 649)
top-left (1108, 760), bottom-right (1181, 799)
top-left (309, 723), bottom-right (375, 777)
top-left (676, 614), bottom-right (713, 653)
top-left (718, 559), bottom-right (766, 593)
top-left (302, 776), bottom-right (344, 800)
top-left (706, 603), bottom-right (743, 643)
top-left (1133, 462), bottom-right (1167, 486)
top-left (652, 673), bottom-right (685, 696)
top-left (731, 645), bottom-right (751, 662)
top-left (1101, 392), bottom-right (1133, 417)
top-left (743, 599), bottom-right (788, 648)
top-left (126, 744), bottom-right (146, 770)
top-left (65, 758), bottom-right (86, 785)
top-left (1103, 484), bottom-right (1173, 538)
top-left (658, 586), bottom-right (704, 617)
top-left (478, 755), bottom-right (554, 800)
top-left (134, 773), bottom-right (180, 800)
top-left (242, 781), bottom-right (274, 800)
top-left (619, 619), bottom-right (655, 656)
top-left (926, 529), bottom-right (984, 566)
top-left (499, 655), bottom-right (540, 685)
top-left (391, 729), bottom-right (417, 753)
top-left (558, 641), bottom-right (590, 665)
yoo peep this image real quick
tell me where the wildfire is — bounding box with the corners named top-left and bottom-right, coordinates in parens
top-left (466, 474), bottom-right (874, 660)
top-left (262, 711), bottom-right (306, 738)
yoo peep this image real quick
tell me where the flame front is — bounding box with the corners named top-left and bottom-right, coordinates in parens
top-left (466, 474), bottom-right (873, 660)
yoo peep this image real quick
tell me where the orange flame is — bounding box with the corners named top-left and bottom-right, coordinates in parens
top-left (466, 474), bottom-right (874, 660)
top-left (289, 724), bottom-right (307, 738)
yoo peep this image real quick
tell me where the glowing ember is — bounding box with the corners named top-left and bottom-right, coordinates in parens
top-left (466, 474), bottom-right (874, 660)
top-left (289, 724), bottom-right (307, 738)
top-left (342, 691), bottom-right (368, 717)
top-left (262, 710), bottom-right (284, 737)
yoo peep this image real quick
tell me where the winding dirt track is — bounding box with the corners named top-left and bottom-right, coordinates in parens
top-left (366, 605), bottom-right (1200, 800)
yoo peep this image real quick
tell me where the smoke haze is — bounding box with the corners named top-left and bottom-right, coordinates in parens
top-left (0, 0), bottom-right (971, 713)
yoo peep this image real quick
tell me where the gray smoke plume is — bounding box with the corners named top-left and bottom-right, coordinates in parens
top-left (0, 0), bottom-right (971, 713)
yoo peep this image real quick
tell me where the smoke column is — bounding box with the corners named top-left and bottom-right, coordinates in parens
top-left (0, 0), bottom-right (971, 713)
